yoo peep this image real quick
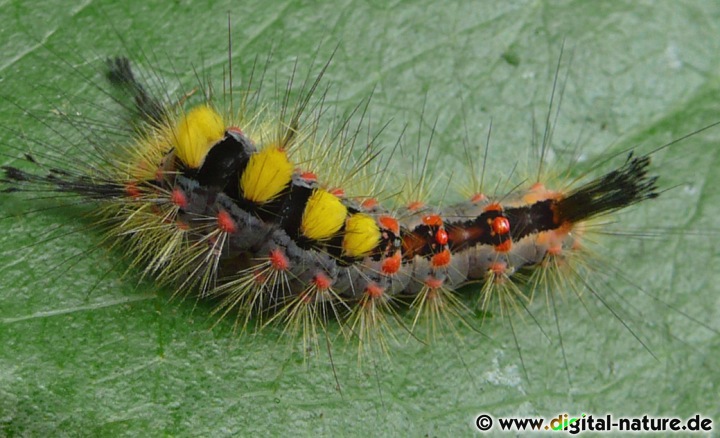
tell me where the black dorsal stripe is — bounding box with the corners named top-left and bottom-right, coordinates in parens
top-left (504, 200), bottom-right (557, 240)
top-left (187, 130), bottom-right (256, 190)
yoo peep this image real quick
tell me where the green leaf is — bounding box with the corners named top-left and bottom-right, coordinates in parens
top-left (2, 0), bottom-right (719, 435)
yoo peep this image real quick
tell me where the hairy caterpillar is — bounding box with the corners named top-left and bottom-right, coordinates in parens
top-left (3, 54), bottom-right (665, 351)
top-left (1, 2), bottom-right (719, 435)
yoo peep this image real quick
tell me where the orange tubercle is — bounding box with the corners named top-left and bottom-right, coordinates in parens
top-left (360, 198), bottom-right (378, 210)
top-left (125, 182), bottom-right (141, 200)
top-left (488, 261), bottom-right (507, 276)
top-left (491, 216), bottom-right (510, 235)
top-left (312, 272), bottom-right (332, 290)
top-left (421, 214), bottom-right (443, 227)
top-left (299, 171), bottom-right (317, 182)
top-left (329, 187), bottom-right (345, 197)
top-left (407, 200), bottom-right (425, 211)
top-left (216, 210), bottom-right (237, 234)
top-left (365, 283), bottom-right (384, 299)
top-left (378, 215), bottom-right (400, 235)
top-left (494, 239), bottom-right (512, 253)
top-left (381, 252), bottom-right (402, 274)
top-left (435, 228), bottom-right (448, 245)
top-left (171, 187), bottom-right (188, 209)
top-left (424, 276), bottom-right (443, 290)
top-left (483, 202), bottom-right (502, 212)
top-left (431, 249), bottom-right (451, 267)
top-left (470, 193), bottom-right (487, 203)
top-left (269, 248), bottom-right (289, 271)
top-left (523, 182), bottom-right (563, 204)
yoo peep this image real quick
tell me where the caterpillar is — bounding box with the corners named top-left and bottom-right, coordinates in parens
top-left (4, 2), bottom-right (712, 434)
top-left (2, 54), bottom-right (665, 351)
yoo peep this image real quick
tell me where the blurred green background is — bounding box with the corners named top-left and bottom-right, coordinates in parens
top-left (1, 0), bottom-right (719, 435)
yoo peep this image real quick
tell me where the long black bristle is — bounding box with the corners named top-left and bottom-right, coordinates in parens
top-left (554, 153), bottom-right (659, 224)
top-left (2, 165), bottom-right (124, 199)
top-left (106, 56), bottom-right (167, 125)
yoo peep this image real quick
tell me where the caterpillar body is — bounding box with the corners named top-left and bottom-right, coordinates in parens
top-left (1, 55), bottom-right (662, 353)
top-left (2, 4), bottom-right (719, 435)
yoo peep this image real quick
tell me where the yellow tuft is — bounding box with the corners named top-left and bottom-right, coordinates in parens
top-left (301, 189), bottom-right (347, 241)
top-left (240, 146), bottom-right (294, 203)
top-left (173, 105), bottom-right (225, 169)
top-left (343, 214), bottom-right (381, 258)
